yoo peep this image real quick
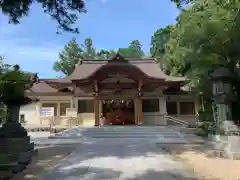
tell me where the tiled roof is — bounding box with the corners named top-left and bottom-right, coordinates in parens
top-left (28, 55), bottom-right (187, 94)
top-left (69, 56), bottom-right (186, 82)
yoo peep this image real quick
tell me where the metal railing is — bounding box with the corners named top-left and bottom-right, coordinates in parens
top-left (49, 116), bottom-right (82, 129)
top-left (164, 115), bottom-right (189, 127)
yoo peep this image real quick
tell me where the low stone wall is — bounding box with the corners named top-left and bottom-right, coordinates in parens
top-left (207, 134), bottom-right (240, 159)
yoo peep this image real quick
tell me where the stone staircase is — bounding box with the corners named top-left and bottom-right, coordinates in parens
top-left (48, 126), bottom-right (188, 142)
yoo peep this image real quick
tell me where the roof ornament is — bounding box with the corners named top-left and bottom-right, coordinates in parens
top-left (154, 58), bottom-right (158, 63)
top-left (116, 53), bottom-right (120, 60)
top-left (76, 56), bottom-right (84, 66)
top-left (111, 53), bottom-right (127, 62)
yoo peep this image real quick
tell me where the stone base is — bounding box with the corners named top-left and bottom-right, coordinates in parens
top-left (0, 135), bottom-right (36, 179)
top-left (0, 169), bottom-right (14, 180)
top-left (206, 134), bottom-right (240, 159)
top-left (0, 122), bottom-right (28, 138)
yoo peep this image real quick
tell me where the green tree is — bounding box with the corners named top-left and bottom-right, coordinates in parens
top-left (150, 25), bottom-right (175, 74)
top-left (96, 50), bottom-right (116, 60)
top-left (53, 38), bottom-right (117, 75)
top-left (118, 40), bottom-right (145, 58)
top-left (129, 40), bottom-right (145, 57)
top-left (81, 38), bottom-right (117, 60)
top-left (0, 63), bottom-right (38, 125)
top-left (170, 0), bottom-right (193, 8)
top-left (81, 38), bottom-right (96, 59)
top-left (162, 0), bottom-right (240, 123)
top-left (0, 56), bottom-right (9, 124)
top-left (165, 0), bottom-right (240, 85)
top-left (0, 0), bottom-right (86, 33)
top-left (53, 38), bottom-right (83, 76)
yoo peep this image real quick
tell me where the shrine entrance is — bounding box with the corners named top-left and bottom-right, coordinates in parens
top-left (102, 99), bottom-right (135, 125)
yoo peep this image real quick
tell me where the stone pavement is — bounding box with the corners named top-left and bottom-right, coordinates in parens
top-left (36, 127), bottom-right (199, 180)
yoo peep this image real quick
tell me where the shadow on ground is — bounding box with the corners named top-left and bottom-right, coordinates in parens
top-left (12, 128), bottom-right (208, 180)
top-left (10, 144), bottom-right (77, 180)
top-left (36, 140), bottom-right (202, 180)
top-left (40, 164), bottom-right (201, 180)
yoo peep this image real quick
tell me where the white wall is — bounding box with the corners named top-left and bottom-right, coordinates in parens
top-left (19, 103), bottom-right (40, 125)
top-left (141, 97), bottom-right (167, 125)
top-left (75, 97), bottom-right (95, 127)
top-left (165, 94), bottom-right (198, 125)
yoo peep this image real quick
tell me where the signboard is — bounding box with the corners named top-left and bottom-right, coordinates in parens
top-left (40, 107), bottom-right (54, 117)
top-left (66, 108), bottom-right (77, 117)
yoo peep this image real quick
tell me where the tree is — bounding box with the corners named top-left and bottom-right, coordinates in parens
top-left (161, 0), bottom-right (240, 123)
top-left (81, 38), bottom-right (116, 60)
top-left (129, 40), bottom-right (145, 57)
top-left (0, 64), bottom-right (39, 134)
top-left (170, 0), bottom-right (193, 8)
top-left (81, 38), bottom-right (96, 59)
top-left (165, 0), bottom-right (240, 84)
top-left (53, 38), bottom-right (83, 76)
top-left (96, 50), bottom-right (116, 60)
top-left (150, 25), bottom-right (175, 74)
top-left (0, 0), bottom-right (86, 33)
top-left (118, 40), bottom-right (145, 58)
top-left (53, 38), bottom-right (117, 75)
top-left (0, 56), bottom-right (9, 124)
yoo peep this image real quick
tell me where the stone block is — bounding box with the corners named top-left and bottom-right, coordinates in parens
top-left (12, 163), bottom-right (25, 173)
top-left (0, 142), bottom-right (34, 153)
top-left (0, 169), bottom-right (14, 180)
top-left (18, 150), bottom-right (33, 165)
top-left (0, 162), bottom-right (18, 171)
top-left (33, 148), bottom-right (38, 156)
top-left (0, 153), bottom-right (19, 165)
top-left (0, 136), bottom-right (30, 146)
top-left (0, 122), bottom-right (28, 138)
top-left (207, 134), bottom-right (240, 159)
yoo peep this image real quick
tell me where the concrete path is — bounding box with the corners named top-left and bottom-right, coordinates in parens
top-left (38, 138), bottom-right (197, 180)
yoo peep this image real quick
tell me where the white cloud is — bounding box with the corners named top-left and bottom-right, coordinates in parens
top-left (0, 39), bottom-right (62, 62)
top-left (100, 0), bottom-right (108, 3)
top-left (0, 23), bottom-right (63, 64)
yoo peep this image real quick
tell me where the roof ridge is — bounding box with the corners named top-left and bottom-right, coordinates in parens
top-left (80, 58), bottom-right (156, 64)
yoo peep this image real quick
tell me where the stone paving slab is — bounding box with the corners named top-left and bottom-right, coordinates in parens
top-left (38, 138), bottom-right (198, 180)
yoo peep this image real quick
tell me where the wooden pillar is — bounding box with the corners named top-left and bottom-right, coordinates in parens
top-left (94, 99), bottom-right (100, 126)
top-left (94, 80), bottom-right (100, 126)
top-left (70, 97), bottom-right (74, 108)
top-left (137, 98), bottom-right (143, 125)
top-left (136, 80), bottom-right (143, 125)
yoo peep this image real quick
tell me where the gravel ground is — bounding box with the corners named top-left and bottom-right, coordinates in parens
top-left (164, 145), bottom-right (240, 180)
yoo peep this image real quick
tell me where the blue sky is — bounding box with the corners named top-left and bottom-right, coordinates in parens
top-left (0, 0), bottom-right (180, 78)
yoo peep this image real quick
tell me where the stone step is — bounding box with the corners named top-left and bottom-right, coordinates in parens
top-left (56, 129), bottom-right (178, 133)
top-left (49, 134), bottom-right (182, 139)
top-left (68, 127), bottom-right (175, 131)
top-left (0, 153), bottom-right (20, 165)
top-left (0, 136), bottom-right (30, 145)
top-left (0, 169), bottom-right (14, 180)
top-left (0, 149), bottom-right (34, 166)
top-left (54, 133), bottom-right (181, 136)
top-left (89, 135), bottom-right (181, 139)
top-left (0, 162), bottom-right (18, 171)
top-left (0, 142), bottom-right (34, 153)
top-left (48, 126), bottom-right (184, 140)
top-left (68, 128), bottom-right (174, 131)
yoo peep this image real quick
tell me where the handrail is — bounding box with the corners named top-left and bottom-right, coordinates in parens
top-left (165, 115), bottom-right (188, 127)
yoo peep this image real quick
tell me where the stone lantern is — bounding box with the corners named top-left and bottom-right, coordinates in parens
top-left (210, 66), bottom-right (233, 132)
top-left (0, 65), bottom-right (39, 179)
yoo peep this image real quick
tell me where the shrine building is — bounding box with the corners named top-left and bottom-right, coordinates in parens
top-left (20, 54), bottom-right (198, 126)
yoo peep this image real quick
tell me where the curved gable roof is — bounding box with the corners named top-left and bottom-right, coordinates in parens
top-left (69, 55), bottom-right (186, 82)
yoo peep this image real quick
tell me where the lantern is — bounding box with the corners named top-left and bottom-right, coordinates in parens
top-left (210, 67), bottom-right (233, 104)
